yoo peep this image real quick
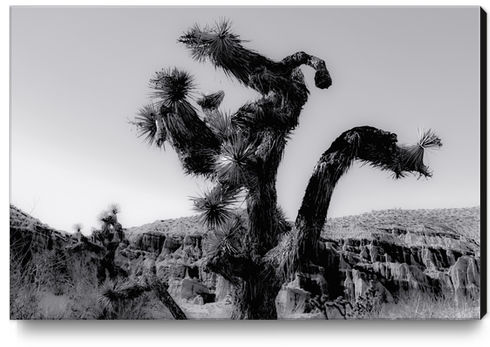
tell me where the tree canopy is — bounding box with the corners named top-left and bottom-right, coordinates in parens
top-left (132, 19), bottom-right (441, 319)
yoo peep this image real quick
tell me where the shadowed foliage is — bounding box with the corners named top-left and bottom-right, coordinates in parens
top-left (192, 184), bottom-right (242, 229)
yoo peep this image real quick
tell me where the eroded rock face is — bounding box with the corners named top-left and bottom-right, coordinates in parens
top-left (11, 204), bottom-right (480, 314)
top-left (276, 208), bottom-right (480, 316)
top-left (10, 205), bottom-right (69, 265)
top-left (120, 219), bottom-right (217, 303)
top-left (276, 277), bottom-right (311, 316)
top-left (132, 232), bottom-right (166, 253)
top-left (449, 256), bottom-right (480, 302)
top-left (215, 275), bottom-right (233, 302)
top-left (312, 219), bottom-right (480, 305)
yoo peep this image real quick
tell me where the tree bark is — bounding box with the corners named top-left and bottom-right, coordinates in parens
top-left (150, 277), bottom-right (187, 320)
top-left (230, 263), bottom-right (282, 319)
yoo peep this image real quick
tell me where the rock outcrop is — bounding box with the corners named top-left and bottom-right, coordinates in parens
top-left (131, 232), bottom-right (166, 253)
top-left (116, 218), bottom-right (215, 303)
top-left (10, 205), bottom-right (69, 266)
top-left (290, 207), bottom-right (481, 310)
top-left (10, 204), bottom-right (480, 316)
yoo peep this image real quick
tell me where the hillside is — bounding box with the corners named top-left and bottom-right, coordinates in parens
top-left (126, 206), bottom-right (480, 237)
top-left (125, 215), bottom-right (208, 239)
top-left (324, 206), bottom-right (480, 242)
top-left (10, 204), bottom-right (481, 319)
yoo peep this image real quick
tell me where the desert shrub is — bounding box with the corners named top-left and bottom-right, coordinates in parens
top-left (12, 248), bottom-right (68, 295)
top-left (64, 254), bottom-right (103, 319)
top-left (10, 254), bottom-right (41, 319)
top-left (10, 287), bottom-right (42, 319)
top-left (10, 249), bottom-right (70, 319)
top-left (66, 254), bottom-right (99, 299)
top-left (10, 241), bottom-right (106, 319)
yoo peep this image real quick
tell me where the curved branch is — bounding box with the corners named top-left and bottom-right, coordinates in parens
top-left (279, 51), bottom-right (332, 89)
top-left (149, 276), bottom-right (187, 320)
top-left (178, 19), bottom-right (332, 93)
top-left (197, 90), bottom-right (225, 125)
top-left (295, 126), bottom-right (442, 265)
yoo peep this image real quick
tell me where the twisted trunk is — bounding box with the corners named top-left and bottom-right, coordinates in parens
top-left (142, 21), bottom-right (440, 320)
top-left (231, 271), bottom-right (282, 319)
top-left (296, 151), bottom-right (353, 265)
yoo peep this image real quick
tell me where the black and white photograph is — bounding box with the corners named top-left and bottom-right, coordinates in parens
top-left (9, 5), bottom-right (484, 324)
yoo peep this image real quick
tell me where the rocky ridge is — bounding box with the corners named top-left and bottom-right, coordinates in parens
top-left (10, 205), bottom-right (481, 318)
top-left (10, 205), bottom-right (69, 264)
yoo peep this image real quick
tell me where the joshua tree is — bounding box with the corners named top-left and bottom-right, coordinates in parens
top-left (131, 19), bottom-right (442, 319)
top-left (71, 223), bottom-right (84, 243)
top-left (89, 203), bottom-right (126, 282)
top-left (97, 203), bottom-right (125, 246)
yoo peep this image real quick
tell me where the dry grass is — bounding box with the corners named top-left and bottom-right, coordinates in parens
top-left (375, 293), bottom-right (480, 320)
top-left (10, 241), bottom-right (179, 320)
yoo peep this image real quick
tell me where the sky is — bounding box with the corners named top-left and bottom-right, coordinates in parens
top-left (9, 6), bottom-right (482, 234)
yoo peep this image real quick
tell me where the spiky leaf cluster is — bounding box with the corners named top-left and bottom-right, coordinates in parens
top-left (144, 68), bottom-right (222, 176)
top-left (108, 203), bottom-right (121, 216)
top-left (133, 104), bottom-right (157, 144)
top-left (178, 19), bottom-right (270, 85)
top-left (202, 214), bottom-right (252, 285)
top-left (97, 203), bottom-right (121, 227)
top-left (133, 103), bottom-right (166, 148)
top-left (99, 280), bottom-right (147, 310)
top-left (196, 90), bottom-right (225, 110)
top-left (215, 134), bottom-right (256, 185)
top-left (192, 184), bottom-right (242, 229)
top-left (97, 211), bottom-right (110, 226)
top-left (203, 215), bottom-right (246, 259)
top-left (150, 68), bottom-right (196, 108)
top-left (396, 128), bottom-right (442, 178)
top-left (72, 223), bottom-right (83, 233)
top-left (339, 126), bottom-right (441, 179)
top-left (206, 110), bottom-right (235, 141)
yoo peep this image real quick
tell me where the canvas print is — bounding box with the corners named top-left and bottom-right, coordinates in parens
top-left (10, 6), bottom-right (484, 320)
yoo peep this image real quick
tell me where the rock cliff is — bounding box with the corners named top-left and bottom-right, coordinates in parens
top-left (279, 207), bottom-right (481, 314)
top-left (10, 205), bottom-right (69, 265)
top-left (10, 205), bottom-right (480, 316)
